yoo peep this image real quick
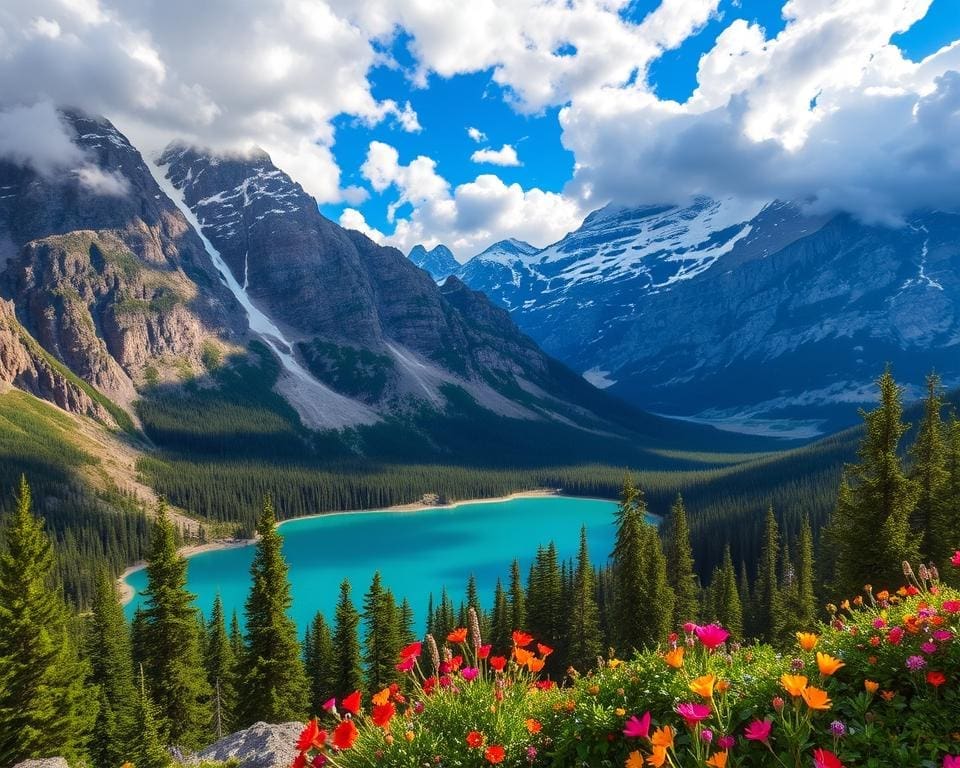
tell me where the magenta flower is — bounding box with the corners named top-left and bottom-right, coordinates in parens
top-left (396, 656), bottom-right (416, 672)
top-left (950, 551), bottom-right (960, 567)
top-left (921, 641), bottom-right (938, 655)
top-left (683, 621), bottom-right (698, 634)
top-left (906, 655), bottom-right (927, 671)
top-left (623, 712), bottom-right (651, 739)
top-left (943, 756), bottom-right (960, 768)
top-left (934, 629), bottom-right (953, 641)
top-left (461, 667), bottom-right (479, 681)
top-left (744, 719), bottom-right (772, 744)
top-left (888, 626), bottom-right (904, 645)
top-left (322, 697), bottom-right (336, 712)
top-left (676, 702), bottom-right (711, 727)
top-left (718, 735), bottom-right (736, 750)
top-left (695, 623), bottom-right (730, 650)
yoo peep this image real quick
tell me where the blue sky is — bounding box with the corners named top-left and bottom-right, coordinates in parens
top-left (320, 0), bottom-right (960, 250)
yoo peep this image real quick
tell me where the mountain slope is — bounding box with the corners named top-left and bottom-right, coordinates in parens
top-left (408, 244), bottom-right (459, 281)
top-left (457, 197), bottom-right (960, 435)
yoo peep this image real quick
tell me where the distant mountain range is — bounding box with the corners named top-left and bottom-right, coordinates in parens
top-left (415, 197), bottom-right (960, 436)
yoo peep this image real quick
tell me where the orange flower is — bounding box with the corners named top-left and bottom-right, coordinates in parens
top-left (512, 630), bottom-right (534, 647)
top-left (650, 725), bottom-right (675, 749)
top-left (466, 730), bottom-right (485, 748)
top-left (689, 674), bottom-right (716, 699)
top-left (781, 674), bottom-right (808, 697)
top-left (706, 751), bottom-right (728, 768)
top-left (626, 750), bottom-right (645, 768)
top-left (485, 744), bottom-right (505, 764)
top-left (537, 643), bottom-right (554, 657)
top-left (801, 686), bottom-right (832, 711)
top-left (880, 690), bottom-right (896, 702)
top-left (663, 647), bottom-right (684, 669)
top-left (715, 679), bottom-right (730, 695)
top-left (372, 688), bottom-right (391, 706)
top-left (448, 628), bottom-right (468, 644)
top-left (816, 652), bottom-right (845, 677)
top-left (527, 657), bottom-right (545, 673)
top-left (514, 647), bottom-right (534, 666)
top-left (646, 746), bottom-right (668, 767)
top-left (796, 632), bottom-right (819, 651)
top-left (864, 680), bottom-right (879, 694)
top-left (525, 718), bottom-right (542, 734)
top-left (332, 719), bottom-right (359, 750)
top-left (404, 730), bottom-right (415, 742)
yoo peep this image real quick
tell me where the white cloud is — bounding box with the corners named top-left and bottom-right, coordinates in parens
top-left (467, 126), bottom-right (487, 143)
top-left (357, 140), bottom-right (583, 255)
top-left (339, 208), bottom-right (386, 243)
top-left (74, 165), bottom-right (130, 195)
top-left (470, 144), bottom-right (521, 166)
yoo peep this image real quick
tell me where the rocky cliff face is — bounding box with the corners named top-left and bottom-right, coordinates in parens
top-left (0, 110), bottom-right (244, 420)
top-left (408, 243), bottom-right (459, 280)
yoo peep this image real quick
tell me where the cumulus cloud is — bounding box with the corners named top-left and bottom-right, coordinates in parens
top-left (467, 126), bottom-right (487, 143)
top-left (470, 144), bottom-right (521, 166)
top-left (358, 141), bottom-right (583, 255)
top-left (339, 208), bottom-right (386, 243)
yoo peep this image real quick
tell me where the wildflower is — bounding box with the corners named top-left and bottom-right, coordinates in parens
top-left (829, 720), bottom-right (846, 737)
top-left (485, 744), bottom-right (505, 764)
top-left (701, 729), bottom-right (714, 743)
top-left (695, 624), bottom-right (730, 650)
top-left (371, 702), bottom-right (395, 728)
top-left (296, 719), bottom-right (327, 751)
top-left (311, 755), bottom-right (327, 768)
top-left (587, 684), bottom-right (600, 695)
top-left (934, 629), bottom-right (953, 641)
top-left (816, 652), bottom-right (845, 677)
top-left (812, 747), bottom-right (843, 768)
top-left (322, 697), bottom-right (336, 712)
top-left (922, 641), bottom-right (938, 654)
top-left (651, 725), bottom-right (675, 749)
top-left (466, 731), bottom-right (485, 748)
top-left (626, 750), bottom-right (645, 768)
top-left (489, 656), bottom-right (506, 672)
top-left (772, 696), bottom-right (785, 712)
top-left (706, 751), bottom-right (728, 768)
top-left (951, 551), bottom-right (960, 567)
top-left (469, 607), bottom-right (483, 649)
top-left (537, 643), bottom-right (554, 657)
top-left (675, 702), bottom-right (711, 727)
top-left (683, 621), bottom-right (698, 634)
top-left (802, 686), bottom-right (832, 711)
top-left (404, 731), bottom-right (414, 742)
top-left (797, 632), bottom-right (819, 651)
top-left (944, 757), bottom-right (960, 768)
top-left (478, 644), bottom-right (492, 659)
top-left (332, 720), bottom-right (359, 750)
top-left (715, 679), bottom-right (730, 694)
top-left (663, 647), bottom-right (684, 668)
top-left (513, 630), bottom-right (534, 647)
top-left (399, 641), bottom-right (422, 659)
top-left (447, 627), bottom-right (468, 644)
top-left (396, 656), bottom-right (415, 672)
top-left (943, 600), bottom-right (960, 614)
top-left (372, 688), bottom-right (391, 706)
top-left (781, 674), bottom-right (809, 697)
top-left (880, 690), bottom-right (896, 701)
top-left (689, 674), bottom-right (716, 698)
top-left (646, 746), bottom-right (668, 767)
top-left (616, 708), bottom-right (626, 716)
top-left (888, 627), bottom-right (904, 645)
top-left (527, 657), bottom-right (545, 673)
top-left (341, 690), bottom-right (361, 715)
top-left (623, 712), bottom-right (651, 739)
top-left (791, 657), bottom-right (806, 672)
top-left (526, 718), bottom-right (542, 734)
top-left (906, 655), bottom-right (927, 671)
top-left (718, 736), bottom-right (735, 750)
top-left (462, 667), bottom-right (479, 681)
top-left (425, 634), bottom-right (441, 673)
top-left (744, 719), bottom-right (773, 744)
top-left (514, 647), bottom-right (534, 666)
top-left (526, 746), bottom-right (537, 764)
top-left (928, 670), bottom-right (947, 687)
top-left (864, 679), bottom-right (879, 694)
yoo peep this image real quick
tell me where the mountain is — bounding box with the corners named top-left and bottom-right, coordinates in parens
top-left (408, 243), bottom-right (459, 281)
top-left (456, 196), bottom-right (960, 436)
top-left (454, 238), bottom-right (539, 299)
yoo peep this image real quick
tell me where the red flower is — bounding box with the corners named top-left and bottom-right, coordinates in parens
top-left (466, 730), bottom-right (485, 748)
top-left (812, 748), bottom-right (842, 768)
top-left (485, 745), bottom-right (506, 764)
top-left (535, 679), bottom-right (555, 690)
top-left (478, 644), bottom-right (492, 659)
top-left (447, 628), bottom-right (468, 644)
top-left (292, 752), bottom-right (307, 768)
top-left (341, 690), bottom-right (362, 715)
top-left (489, 655), bottom-right (507, 672)
top-left (396, 656), bottom-right (415, 672)
top-left (512, 630), bottom-right (534, 647)
top-left (296, 718), bottom-right (327, 751)
top-left (927, 670), bottom-right (947, 687)
top-left (332, 719), bottom-right (359, 750)
top-left (951, 551), bottom-right (960, 567)
top-left (537, 643), bottom-right (554, 657)
top-left (372, 702), bottom-right (395, 728)
top-left (400, 641), bottom-right (422, 659)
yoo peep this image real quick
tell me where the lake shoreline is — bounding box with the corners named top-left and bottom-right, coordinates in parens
top-left (118, 488), bottom-right (583, 606)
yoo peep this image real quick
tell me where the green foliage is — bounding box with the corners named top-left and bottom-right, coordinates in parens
top-left (304, 611), bottom-right (336, 713)
top-left (332, 579), bottom-right (363, 697)
top-left (526, 543), bottom-right (564, 672)
top-left (132, 667), bottom-right (172, 768)
top-left (567, 527), bottom-right (602, 673)
top-left (753, 507), bottom-right (786, 643)
top-left (205, 595), bottom-right (237, 739)
top-left (298, 339), bottom-right (395, 402)
top-left (664, 494), bottom-right (699, 628)
top-left (911, 373), bottom-right (948, 561)
top-left (362, 572), bottom-right (402, 694)
top-left (707, 544), bottom-right (744, 639)
top-left (238, 496), bottom-right (309, 725)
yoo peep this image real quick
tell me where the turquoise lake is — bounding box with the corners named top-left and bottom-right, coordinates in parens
top-left (124, 496), bottom-right (626, 634)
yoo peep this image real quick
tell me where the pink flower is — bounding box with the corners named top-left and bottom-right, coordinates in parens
top-left (675, 702), bottom-right (711, 727)
top-left (744, 719), bottom-right (772, 744)
top-left (950, 551), bottom-right (960, 567)
top-left (943, 601), bottom-right (960, 614)
top-left (872, 618), bottom-right (886, 629)
top-left (718, 735), bottom-right (736, 750)
top-left (322, 697), bottom-right (336, 712)
top-left (943, 756), bottom-right (960, 768)
top-left (461, 667), bottom-right (479, 681)
top-left (683, 622), bottom-right (698, 634)
top-left (695, 624), bottom-right (730, 650)
top-left (623, 712), bottom-right (651, 739)
top-left (888, 626), bottom-right (904, 645)
top-left (813, 747), bottom-right (843, 768)
top-left (396, 656), bottom-right (416, 672)
top-left (921, 641), bottom-right (938, 655)
top-left (933, 629), bottom-right (953, 641)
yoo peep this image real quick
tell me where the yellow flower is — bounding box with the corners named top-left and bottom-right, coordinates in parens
top-left (615, 707), bottom-right (626, 716)
top-left (802, 686), bottom-right (832, 711)
top-left (706, 751), bottom-right (728, 768)
top-left (781, 674), bottom-right (808, 697)
top-left (650, 725), bottom-right (675, 749)
top-left (646, 746), bottom-right (668, 767)
top-left (609, 658), bottom-right (623, 669)
top-left (796, 632), bottom-right (819, 651)
top-left (864, 679), bottom-right (879, 694)
top-left (626, 750), bottom-right (645, 768)
top-left (816, 652), bottom-right (845, 677)
top-left (404, 731), bottom-right (415, 742)
top-left (689, 674), bottom-right (716, 699)
top-left (663, 647), bottom-right (684, 669)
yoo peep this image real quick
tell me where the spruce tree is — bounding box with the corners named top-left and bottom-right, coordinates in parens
top-left (508, 559), bottom-right (526, 631)
top-left (664, 494), bottom-right (698, 628)
top-left (489, 579), bottom-right (511, 653)
top-left (229, 610), bottom-right (244, 660)
top-left (754, 508), bottom-right (786, 644)
top-left (0, 476), bottom-right (94, 765)
top-left (238, 496), bottom-right (309, 725)
top-left (398, 598), bottom-right (416, 646)
top-left (911, 373), bottom-right (948, 560)
top-left (87, 570), bottom-right (138, 768)
top-left (304, 611), bottom-right (336, 713)
top-left (829, 370), bottom-right (919, 595)
top-left (205, 595), bottom-right (237, 739)
top-left (362, 573), bottom-right (401, 693)
top-left (709, 545), bottom-right (743, 639)
top-left (332, 579), bottom-right (363, 696)
top-left (527, 543), bottom-right (563, 653)
top-left (133, 666), bottom-right (171, 768)
top-left (567, 527), bottom-right (602, 672)
top-left (794, 516), bottom-right (817, 629)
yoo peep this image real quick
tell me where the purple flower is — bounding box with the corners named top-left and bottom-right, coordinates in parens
top-left (829, 720), bottom-right (846, 737)
top-left (906, 655), bottom-right (927, 671)
top-left (700, 728), bottom-right (714, 743)
top-left (526, 746), bottom-right (537, 764)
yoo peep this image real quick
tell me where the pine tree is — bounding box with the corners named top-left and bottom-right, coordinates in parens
top-left (133, 666), bottom-right (171, 768)
top-left (664, 494), bottom-right (698, 628)
top-left (940, 413), bottom-right (960, 582)
top-left (362, 573), bottom-right (402, 693)
top-left (567, 527), bottom-right (602, 672)
top-left (87, 569), bottom-right (138, 768)
top-left (754, 508), bottom-right (786, 644)
top-left (229, 610), bottom-right (244, 660)
top-left (0, 476), bottom-right (94, 765)
top-left (794, 516), bottom-right (817, 629)
top-left (508, 559), bottom-right (526, 631)
top-left (398, 598), bottom-right (416, 646)
top-left (829, 370), bottom-right (919, 595)
top-left (527, 542), bottom-right (564, 668)
top-left (205, 594), bottom-right (237, 739)
top-left (489, 579), bottom-right (511, 653)
top-left (238, 496), bottom-right (309, 725)
top-left (709, 545), bottom-right (743, 639)
top-left (332, 579), bottom-right (363, 696)
top-left (304, 611), bottom-right (336, 713)
top-left (911, 373), bottom-right (948, 561)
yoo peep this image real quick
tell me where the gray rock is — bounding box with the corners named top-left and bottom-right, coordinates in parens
top-left (196, 721), bottom-right (303, 768)
top-left (12, 759), bottom-right (70, 768)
